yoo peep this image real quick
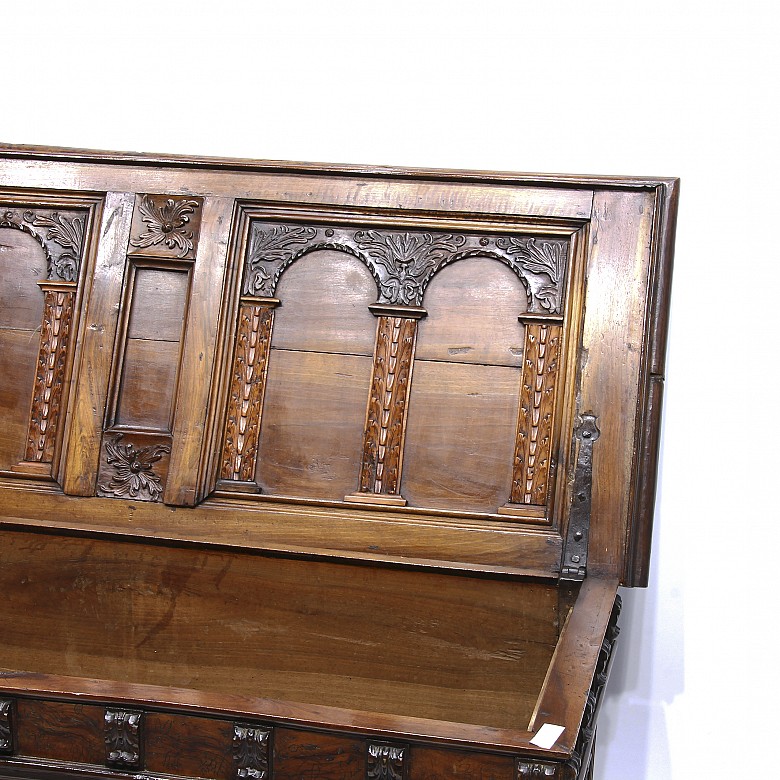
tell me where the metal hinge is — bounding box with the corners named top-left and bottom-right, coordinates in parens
top-left (561, 413), bottom-right (600, 581)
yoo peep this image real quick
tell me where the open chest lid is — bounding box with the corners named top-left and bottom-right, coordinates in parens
top-left (0, 144), bottom-right (678, 587)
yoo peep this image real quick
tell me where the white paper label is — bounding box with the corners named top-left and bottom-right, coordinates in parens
top-left (530, 723), bottom-right (565, 749)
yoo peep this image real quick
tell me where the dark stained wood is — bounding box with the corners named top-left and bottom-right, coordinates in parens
top-left (14, 700), bottom-right (105, 765)
top-left (0, 146), bottom-right (677, 778)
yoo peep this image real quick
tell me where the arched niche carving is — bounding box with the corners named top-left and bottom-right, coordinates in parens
top-left (401, 257), bottom-right (528, 513)
top-left (253, 250), bottom-right (378, 500)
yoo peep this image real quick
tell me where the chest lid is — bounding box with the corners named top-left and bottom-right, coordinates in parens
top-left (0, 144), bottom-right (677, 586)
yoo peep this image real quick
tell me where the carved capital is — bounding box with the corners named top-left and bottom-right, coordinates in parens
top-left (104, 709), bottom-right (142, 768)
top-left (367, 742), bottom-right (406, 780)
top-left (233, 723), bottom-right (271, 780)
top-left (0, 699), bottom-right (13, 755)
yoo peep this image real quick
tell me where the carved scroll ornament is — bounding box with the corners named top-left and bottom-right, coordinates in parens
top-left (243, 221), bottom-right (568, 313)
top-left (0, 207), bottom-right (85, 281)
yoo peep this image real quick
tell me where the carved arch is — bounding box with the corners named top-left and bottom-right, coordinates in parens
top-left (242, 221), bottom-right (568, 314)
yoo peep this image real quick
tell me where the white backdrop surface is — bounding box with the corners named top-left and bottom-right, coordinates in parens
top-left (3, 3), bottom-right (778, 777)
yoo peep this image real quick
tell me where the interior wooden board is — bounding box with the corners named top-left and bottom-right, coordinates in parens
top-left (0, 528), bottom-right (560, 731)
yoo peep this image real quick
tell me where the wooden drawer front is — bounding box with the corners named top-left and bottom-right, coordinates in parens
top-left (0, 696), bottom-right (571, 779)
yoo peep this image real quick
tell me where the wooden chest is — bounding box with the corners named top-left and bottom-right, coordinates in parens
top-left (0, 145), bottom-right (677, 779)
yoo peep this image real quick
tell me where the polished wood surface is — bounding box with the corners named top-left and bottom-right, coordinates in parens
top-left (0, 145), bottom-right (677, 778)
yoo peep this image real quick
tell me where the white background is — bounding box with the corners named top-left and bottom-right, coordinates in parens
top-left (3, 3), bottom-right (778, 777)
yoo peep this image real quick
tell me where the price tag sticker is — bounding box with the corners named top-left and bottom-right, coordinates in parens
top-left (530, 723), bottom-right (565, 749)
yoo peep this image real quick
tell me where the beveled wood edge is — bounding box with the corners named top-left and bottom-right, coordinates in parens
top-left (0, 484), bottom-right (562, 578)
top-left (623, 179), bottom-right (679, 587)
top-left (0, 142), bottom-right (678, 191)
top-left (528, 577), bottom-right (619, 752)
top-left (0, 669), bottom-right (562, 759)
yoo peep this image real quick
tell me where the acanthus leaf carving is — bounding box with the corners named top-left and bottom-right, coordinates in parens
top-left (233, 723), bottom-right (271, 780)
top-left (516, 760), bottom-right (562, 778)
top-left (367, 742), bottom-right (406, 780)
top-left (130, 194), bottom-right (201, 258)
top-left (98, 433), bottom-right (170, 501)
top-left (242, 220), bottom-right (568, 312)
top-left (104, 709), bottom-right (142, 768)
top-left (353, 229), bottom-right (466, 306)
top-left (0, 206), bottom-right (86, 281)
top-left (243, 224), bottom-right (318, 296)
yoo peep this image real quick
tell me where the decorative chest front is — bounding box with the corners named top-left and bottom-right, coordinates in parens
top-left (0, 145), bottom-right (677, 779)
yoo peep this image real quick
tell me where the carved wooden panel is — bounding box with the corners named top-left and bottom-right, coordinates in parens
top-left (129, 194), bottom-right (203, 260)
top-left (233, 723), bottom-right (271, 779)
top-left (0, 203), bottom-right (88, 477)
top-left (508, 317), bottom-right (563, 507)
top-left (104, 708), bottom-right (143, 769)
top-left (349, 311), bottom-right (420, 505)
top-left (367, 742), bottom-right (407, 780)
top-left (0, 698), bottom-right (12, 755)
top-left (244, 221), bottom-right (568, 313)
top-left (219, 299), bottom-right (277, 489)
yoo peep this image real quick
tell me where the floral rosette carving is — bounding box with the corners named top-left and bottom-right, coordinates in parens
top-left (99, 434), bottom-right (170, 501)
top-left (130, 195), bottom-right (201, 258)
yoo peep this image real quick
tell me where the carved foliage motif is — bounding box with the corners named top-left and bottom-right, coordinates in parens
top-left (359, 316), bottom-right (417, 496)
top-left (129, 194), bottom-right (202, 259)
top-left (367, 743), bottom-right (406, 780)
top-left (516, 761), bottom-right (561, 778)
top-left (0, 699), bottom-right (12, 754)
top-left (104, 709), bottom-right (142, 768)
top-left (220, 303), bottom-right (275, 483)
top-left (0, 207), bottom-right (86, 281)
top-left (25, 287), bottom-right (75, 463)
top-left (511, 322), bottom-right (562, 505)
top-left (233, 724), bottom-right (271, 780)
top-left (243, 221), bottom-right (568, 313)
top-left (98, 433), bottom-right (170, 501)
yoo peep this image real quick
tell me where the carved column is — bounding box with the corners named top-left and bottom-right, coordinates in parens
top-left (12, 281), bottom-right (76, 476)
top-left (501, 314), bottom-right (563, 516)
top-left (346, 305), bottom-right (425, 507)
top-left (217, 297), bottom-right (279, 492)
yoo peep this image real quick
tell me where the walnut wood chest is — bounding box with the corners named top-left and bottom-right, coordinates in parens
top-left (0, 145), bottom-right (677, 779)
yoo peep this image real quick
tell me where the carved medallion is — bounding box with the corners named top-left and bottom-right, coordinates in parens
top-left (233, 723), bottom-right (271, 779)
top-left (0, 699), bottom-right (12, 754)
top-left (243, 221), bottom-right (568, 313)
top-left (366, 743), bottom-right (406, 780)
top-left (98, 433), bottom-right (170, 501)
top-left (0, 207), bottom-right (86, 281)
top-left (104, 709), bottom-right (142, 768)
top-left (129, 194), bottom-right (203, 259)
